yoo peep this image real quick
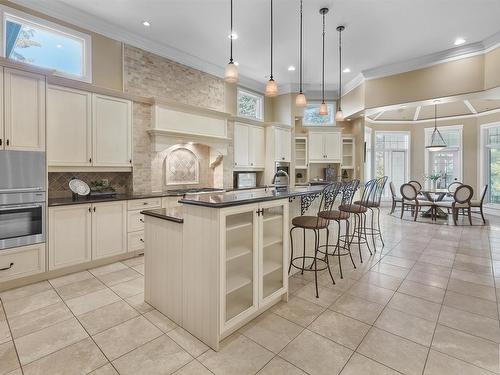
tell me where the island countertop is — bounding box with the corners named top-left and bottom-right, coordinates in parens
top-left (141, 207), bottom-right (184, 223)
top-left (179, 185), bottom-right (325, 208)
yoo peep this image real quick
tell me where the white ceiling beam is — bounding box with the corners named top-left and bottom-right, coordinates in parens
top-left (373, 110), bottom-right (385, 120)
top-left (463, 100), bottom-right (477, 114)
top-left (413, 106), bottom-right (421, 121)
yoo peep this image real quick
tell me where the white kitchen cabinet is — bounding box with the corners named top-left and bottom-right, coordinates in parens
top-left (47, 86), bottom-right (92, 166)
top-left (234, 122), bottom-right (265, 169)
top-left (0, 243), bottom-right (46, 282)
top-left (3, 68), bottom-right (45, 151)
top-left (274, 127), bottom-right (291, 162)
top-left (92, 94), bottom-right (132, 167)
top-left (308, 131), bottom-right (342, 163)
top-left (49, 204), bottom-right (92, 270)
top-left (92, 201), bottom-right (127, 260)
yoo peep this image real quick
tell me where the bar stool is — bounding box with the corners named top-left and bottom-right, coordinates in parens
top-left (289, 183), bottom-right (340, 298)
top-left (317, 180), bottom-right (360, 279)
top-left (339, 179), bottom-right (377, 263)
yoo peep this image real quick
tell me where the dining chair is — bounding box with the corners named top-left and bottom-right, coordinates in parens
top-left (389, 181), bottom-right (402, 214)
top-left (408, 180), bottom-right (422, 193)
top-left (448, 181), bottom-right (462, 194)
top-left (470, 185), bottom-right (488, 224)
top-left (435, 184), bottom-right (474, 225)
top-left (400, 183), bottom-right (434, 221)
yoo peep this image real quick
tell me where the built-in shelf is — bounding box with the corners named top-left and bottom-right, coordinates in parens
top-left (226, 221), bottom-right (252, 232)
top-left (263, 260), bottom-right (282, 276)
top-left (226, 273), bottom-right (252, 294)
top-left (263, 214), bottom-right (282, 223)
top-left (226, 288), bottom-right (253, 321)
top-left (226, 246), bottom-right (252, 262)
top-left (263, 235), bottom-right (282, 248)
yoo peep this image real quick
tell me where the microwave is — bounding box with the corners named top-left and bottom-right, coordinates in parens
top-left (235, 172), bottom-right (257, 189)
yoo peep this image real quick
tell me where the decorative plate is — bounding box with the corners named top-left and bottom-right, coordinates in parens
top-left (69, 179), bottom-right (90, 196)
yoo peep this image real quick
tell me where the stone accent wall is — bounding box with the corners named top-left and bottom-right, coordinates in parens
top-left (123, 44), bottom-right (233, 192)
top-left (48, 172), bottom-right (132, 198)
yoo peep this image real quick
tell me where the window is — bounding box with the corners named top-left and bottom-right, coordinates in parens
top-left (0, 7), bottom-right (92, 82)
top-left (237, 88), bottom-right (263, 120)
top-left (480, 123), bottom-right (500, 206)
top-left (364, 126), bottom-right (372, 181)
top-left (302, 103), bottom-right (335, 126)
top-left (374, 132), bottom-right (410, 197)
top-left (425, 125), bottom-right (462, 189)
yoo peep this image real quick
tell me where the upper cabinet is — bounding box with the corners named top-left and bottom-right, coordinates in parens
top-left (271, 127), bottom-right (291, 162)
top-left (308, 131), bottom-right (341, 163)
top-left (47, 87), bottom-right (132, 169)
top-left (2, 68), bottom-right (45, 151)
top-left (234, 122), bottom-right (265, 170)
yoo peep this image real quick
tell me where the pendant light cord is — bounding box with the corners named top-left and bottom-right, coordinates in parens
top-left (229, 0), bottom-right (233, 63)
top-left (299, 0), bottom-right (303, 93)
top-left (321, 11), bottom-right (325, 103)
top-left (338, 27), bottom-right (342, 108)
top-left (270, 0), bottom-right (274, 80)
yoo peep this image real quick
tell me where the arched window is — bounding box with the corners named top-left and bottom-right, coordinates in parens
top-left (165, 147), bottom-right (199, 185)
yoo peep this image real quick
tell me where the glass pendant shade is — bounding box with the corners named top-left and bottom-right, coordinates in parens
top-left (295, 92), bottom-right (307, 107)
top-left (224, 62), bottom-right (238, 83)
top-left (335, 108), bottom-right (344, 121)
top-left (319, 102), bottom-right (328, 115)
top-left (265, 78), bottom-right (278, 97)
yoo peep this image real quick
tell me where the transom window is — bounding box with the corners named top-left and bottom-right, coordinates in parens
top-left (0, 7), bottom-right (92, 82)
top-left (302, 103), bottom-right (335, 126)
top-left (237, 88), bottom-right (263, 120)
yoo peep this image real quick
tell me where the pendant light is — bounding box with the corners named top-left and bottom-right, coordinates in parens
top-left (224, 0), bottom-right (238, 83)
top-left (335, 25), bottom-right (345, 121)
top-left (426, 103), bottom-right (447, 151)
top-left (318, 8), bottom-right (328, 115)
top-left (295, 0), bottom-right (306, 107)
top-left (265, 0), bottom-right (278, 97)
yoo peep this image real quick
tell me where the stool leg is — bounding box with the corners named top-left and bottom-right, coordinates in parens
top-left (370, 208), bottom-right (377, 253)
top-left (301, 228), bottom-right (306, 274)
top-left (345, 219), bottom-right (356, 269)
top-left (288, 226), bottom-right (296, 274)
top-left (326, 227), bottom-right (335, 285)
top-left (357, 214), bottom-right (363, 263)
top-left (313, 229), bottom-right (319, 298)
top-left (335, 220), bottom-right (343, 279)
top-left (363, 213), bottom-right (373, 256)
top-left (377, 207), bottom-right (385, 249)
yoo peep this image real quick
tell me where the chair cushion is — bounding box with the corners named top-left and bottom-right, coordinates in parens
top-left (470, 200), bottom-right (481, 207)
top-left (403, 200), bottom-right (434, 206)
top-left (339, 204), bottom-right (368, 213)
top-left (353, 200), bottom-right (379, 208)
top-left (292, 215), bottom-right (329, 229)
top-left (435, 201), bottom-right (469, 208)
top-left (318, 210), bottom-right (350, 220)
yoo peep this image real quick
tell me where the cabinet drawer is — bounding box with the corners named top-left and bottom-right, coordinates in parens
top-left (128, 231), bottom-right (144, 252)
top-left (127, 198), bottom-right (161, 211)
top-left (128, 210), bottom-right (145, 232)
top-left (0, 243), bottom-right (46, 282)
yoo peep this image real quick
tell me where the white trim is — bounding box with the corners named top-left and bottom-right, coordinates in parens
top-left (0, 5), bottom-right (92, 83)
top-left (463, 100), bottom-right (477, 114)
top-left (479, 121), bottom-right (500, 206)
top-left (413, 106), bottom-right (421, 121)
top-left (373, 110), bottom-right (385, 120)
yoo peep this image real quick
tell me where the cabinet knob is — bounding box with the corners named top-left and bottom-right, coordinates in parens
top-left (140, 218), bottom-right (144, 223)
top-left (0, 139), bottom-right (2, 146)
top-left (234, 162), bottom-right (237, 166)
top-left (89, 157), bottom-right (92, 163)
top-left (93, 207), bottom-right (96, 212)
top-left (251, 163), bottom-right (253, 166)
top-left (282, 157), bottom-right (285, 160)
top-left (129, 159), bottom-right (132, 164)
top-left (6, 139), bottom-right (9, 146)
top-left (139, 238), bottom-right (144, 243)
top-left (88, 207), bottom-right (91, 213)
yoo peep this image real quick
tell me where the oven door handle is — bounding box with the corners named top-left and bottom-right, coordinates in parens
top-left (0, 204), bottom-right (44, 211)
top-left (0, 187), bottom-right (44, 193)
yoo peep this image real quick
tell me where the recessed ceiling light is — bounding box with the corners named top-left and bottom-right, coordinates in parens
top-left (288, 65), bottom-right (296, 71)
top-left (343, 68), bottom-right (351, 73)
top-left (400, 105), bottom-right (406, 109)
top-left (454, 37), bottom-right (466, 46)
top-left (142, 21), bottom-right (151, 27)
top-left (56, 44), bottom-right (63, 49)
top-left (228, 32), bottom-right (238, 40)
top-left (233, 61), bottom-right (239, 66)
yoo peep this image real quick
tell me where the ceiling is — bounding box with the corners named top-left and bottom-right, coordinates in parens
top-left (15, 0), bottom-right (500, 92)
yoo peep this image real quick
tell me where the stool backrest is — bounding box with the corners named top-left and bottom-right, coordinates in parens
top-left (479, 185), bottom-right (488, 204)
top-left (340, 179), bottom-right (360, 207)
top-left (400, 183), bottom-right (417, 202)
top-left (408, 180), bottom-right (422, 192)
top-left (448, 181), bottom-right (462, 194)
top-left (360, 178), bottom-right (378, 206)
top-left (317, 182), bottom-right (343, 215)
top-left (373, 176), bottom-right (388, 206)
top-left (454, 184), bottom-right (473, 204)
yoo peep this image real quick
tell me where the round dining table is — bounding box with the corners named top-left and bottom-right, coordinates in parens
top-left (419, 188), bottom-right (449, 219)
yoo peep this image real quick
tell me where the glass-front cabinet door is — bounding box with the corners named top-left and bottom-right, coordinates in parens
top-left (221, 205), bottom-right (259, 329)
top-left (259, 200), bottom-right (288, 303)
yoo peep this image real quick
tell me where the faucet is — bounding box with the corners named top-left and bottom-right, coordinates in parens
top-left (272, 170), bottom-right (289, 191)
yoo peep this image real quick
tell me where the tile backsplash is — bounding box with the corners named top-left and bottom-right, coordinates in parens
top-left (48, 172), bottom-right (132, 198)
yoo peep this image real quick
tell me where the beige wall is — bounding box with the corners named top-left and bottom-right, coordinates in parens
top-left (484, 48), bottom-right (500, 90)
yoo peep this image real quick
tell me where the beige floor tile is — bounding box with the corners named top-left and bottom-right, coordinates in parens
top-left (439, 306), bottom-right (500, 343)
top-left (257, 357), bottom-right (307, 374)
top-left (405, 269), bottom-right (449, 289)
top-left (359, 271), bottom-right (403, 291)
top-left (22, 337), bottom-right (107, 375)
top-left (2, 289), bottom-right (61, 318)
top-left (447, 278), bottom-right (496, 302)
top-left (432, 324), bottom-right (500, 373)
top-left (347, 283), bottom-right (394, 305)
top-left (451, 269), bottom-right (494, 287)
top-left (66, 288), bottom-right (120, 316)
top-left (89, 262), bottom-right (128, 277)
top-left (5, 369), bottom-right (22, 375)
top-left (375, 307), bottom-right (436, 346)
top-left (239, 312), bottom-right (302, 354)
top-left (0, 308), bottom-right (10, 344)
top-left (398, 279), bottom-right (445, 303)
top-left (357, 327), bottom-right (428, 375)
top-left (293, 282), bottom-right (342, 307)
top-left (309, 310), bottom-right (370, 350)
top-left (388, 249), bottom-right (422, 261)
top-left (455, 254), bottom-right (492, 267)
top-left (8, 301), bottom-right (72, 339)
top-left (48, 271), bottom-right (94, 289)
top-left (340, 353), bottom-right (401, 375)
top-left (319, 274), bottom-right (357, 291)
top-left (122, 256), bottom-right (144, 267)
top-left (92, 316), bottom-right (162, 360)
top-left (95, 268), bottom-right (142, 287)
top-left (174, 360), bottom-right (212, 375)
top-left (144, 309), bottom-right (178, 333)
top-left (444, 290), bottom-right (498, 319)
top-left (288, 276), bottom-right (310, 294)
top-left (419, 254), bottom-right (455, 268)
top-left (167, 327), bottom-right (209, 357)
top-left (0, 341), bottom-right (20, 375)
top-left (112, 335), bottom-right (192, 375)
top-left (54, 277), bottom-right (106, 300)
top-left (77, 300), bottom-right (139, 335)
top-left (330, 293), bottom-right (385, 324)
top-left (412, 262), bottom-right (451, 278)
top-left (110, 277), bottom-right (144, 298)
top-left (198, 333), bottom-right (274, 375)
top-left (0, 281), bottom-right (52, 302)
top-left (271, 296), bottom-right (325, 327)
top-left (369, 263), bottom-right (410, 279)
top-left (380, 255), bottom-right (415, 269)
top-left (280, 329), bottom-right (352, 375)
top-left (131, 264), bottom-right (144, 275)
top-left (15, 317), bottom-right (88, 365)
top-left (124, 293), bottom-right (153, 313)
top-left (387, 292), bottom-right (441, 322)
top-left (88, 363), bottom-right (119, 375)
top-left (424, 349), bottom-right (496, 375)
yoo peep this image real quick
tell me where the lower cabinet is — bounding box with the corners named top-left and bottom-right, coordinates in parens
top-left (0, 243), bottom-right (46, 282)
top-left (48, 201), bottom-right (127, 270)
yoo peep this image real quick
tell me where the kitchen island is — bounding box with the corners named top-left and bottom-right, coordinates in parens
top-left (142, 185), bottom-right (325, 350)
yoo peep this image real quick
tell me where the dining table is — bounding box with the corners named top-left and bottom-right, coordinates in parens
top-left (419, 188), bottom-right (449, 219)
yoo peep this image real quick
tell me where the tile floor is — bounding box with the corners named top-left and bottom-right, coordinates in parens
top-left (1, 209), bottom-right (500, 374)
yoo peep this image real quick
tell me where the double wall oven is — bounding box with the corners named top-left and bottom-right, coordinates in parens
top-left (0, 151), bottom-right (46, 250)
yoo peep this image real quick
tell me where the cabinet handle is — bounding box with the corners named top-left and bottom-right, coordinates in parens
top-left (143, 202), bottom-right (148, 205)
top-left (89, 157), bottom-right (92, 163)
top-left (93, 207), bottom-right (96, 212)
top-left (234, 162), bottom-right (237, 166)
top-left (251, 162), bottom-right (253, 166)
top-left (0, 139), bottom-right (2, 146)
top-left (282, 157), bottom-right (285, 160)
top-left (88, 207), bottom-right (92, 213)
top-left (6, 139), bottom-right (9, 146)
top-left (0, 262), bottom-right (14, 271)
top-left (139, 238), bottom-right (144, 243)
top-left (129, 159), bottom-right (132, 164)
top-left (139, 218), bottom-right (144, 223)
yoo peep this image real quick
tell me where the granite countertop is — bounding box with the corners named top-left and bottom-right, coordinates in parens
top-left (179, 185), bottom-right (325, 208)
top-left (141, 207), bottom-right (184, 223)
top-left (47, 191), bottom-right (185, 207)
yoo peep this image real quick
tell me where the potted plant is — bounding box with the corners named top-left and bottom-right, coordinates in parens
top-left (425, 172), bottom-right (441, 191)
